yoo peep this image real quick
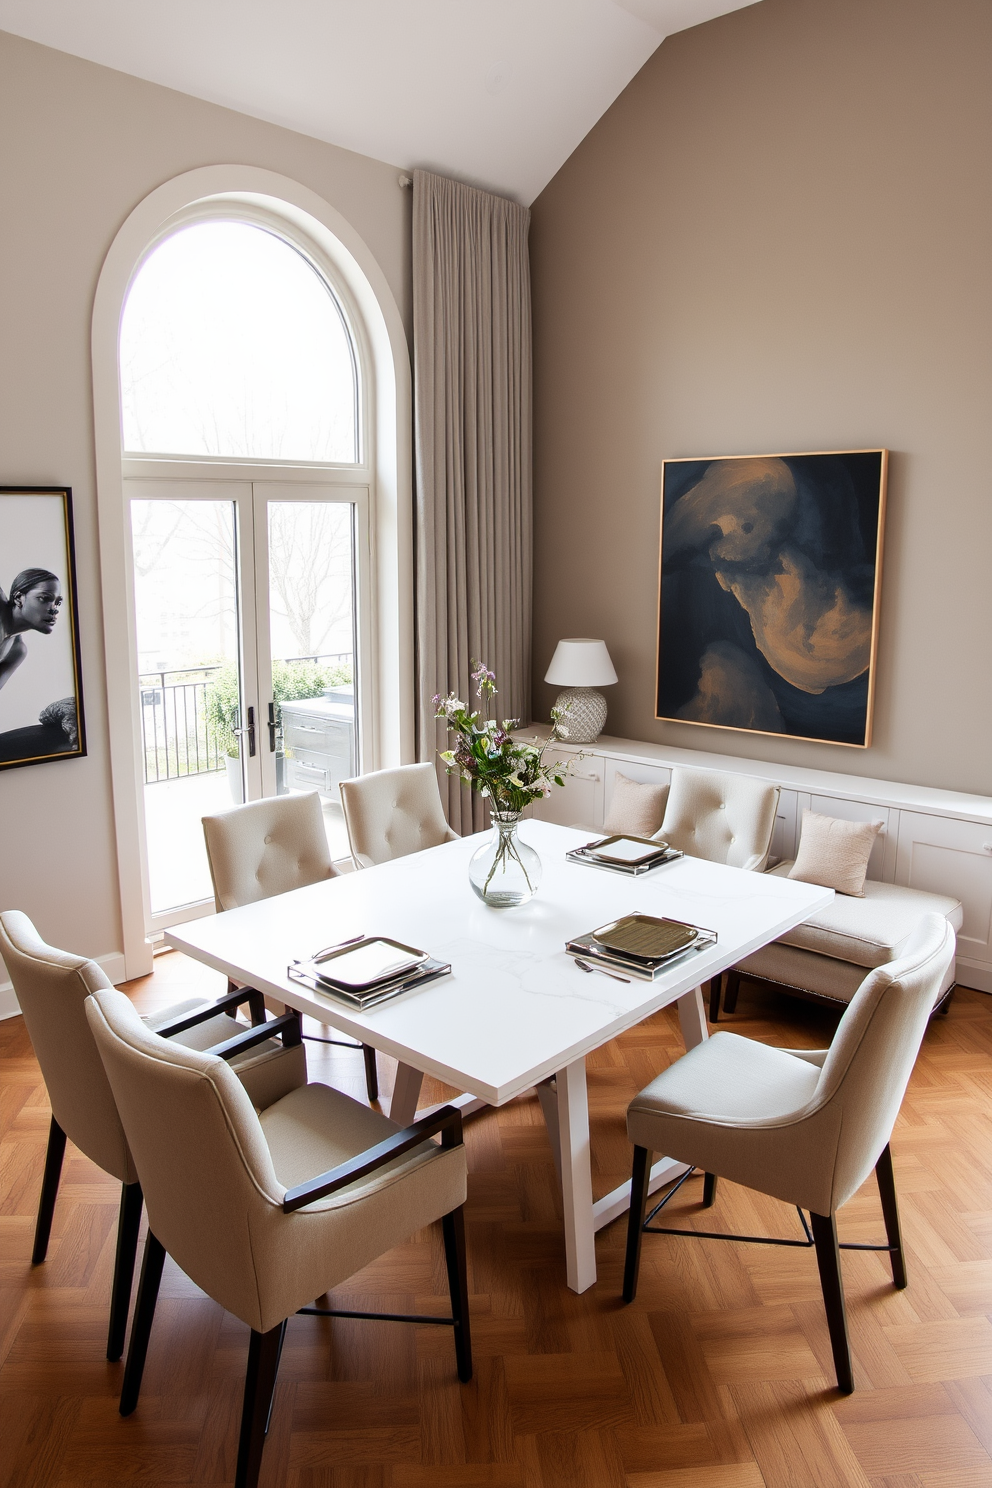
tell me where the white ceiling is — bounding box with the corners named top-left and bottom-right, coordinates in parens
top-left (0, 0), bottom-right (759, 204)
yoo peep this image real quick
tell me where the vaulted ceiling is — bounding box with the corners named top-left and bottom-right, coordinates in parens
top-left (0, 0), bottom-right (759, 202)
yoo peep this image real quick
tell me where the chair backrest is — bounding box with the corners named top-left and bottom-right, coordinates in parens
top-left (202, 792), bottom-right (334, 912)
top-left (340, 763), bottom-right (456, 868)
top-left (0, 910), bottom-right (133, 1182)
top-left (659, 766), bottom-right (779, 870)
top-left (808, 913), bottom-right (955, 1211)
top-left (85, 987), bottom-right (283, 1328)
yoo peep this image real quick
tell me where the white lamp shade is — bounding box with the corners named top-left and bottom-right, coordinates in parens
top-left (544, 638), bottom-right (618, 687)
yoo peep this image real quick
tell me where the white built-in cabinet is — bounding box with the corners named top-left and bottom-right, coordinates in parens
top-left (517, 730), bottom-right (992, 994)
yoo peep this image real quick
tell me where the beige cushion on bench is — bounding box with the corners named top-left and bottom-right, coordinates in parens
top-left (767, 861), bottom-right (963, 968)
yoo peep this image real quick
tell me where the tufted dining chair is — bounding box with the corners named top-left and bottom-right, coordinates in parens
top-left (654, 765), bottom-right (780, 872)
top-left (651, 765), bottom-right (780, 1020)
top-left (622, 914), bottom-right (955, 1394)
top-left (201, 792), bottom-right (379, 1101)
top-left (339, 763), bottom-right (458, 869)
top-left (0, 909), bottom-right (304, 1360)
top-left (86, 986), bottom-right (471, 1488)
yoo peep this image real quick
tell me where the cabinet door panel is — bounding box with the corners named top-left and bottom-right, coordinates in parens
top-left (532, 750), bottom-right (604, 830)
top-left (896, 813), bottom-right (992, 963)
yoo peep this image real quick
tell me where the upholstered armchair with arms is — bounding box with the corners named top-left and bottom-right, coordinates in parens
top-left (85, 987), bottom-right (471, 1488)
top-left (202, 791), bottom-right (380, 1101)
top-left (622, 914), bottom-right (955, 1394)
top-left (0, 908), bottom-right (304, 1359)
top-left (340, 762), bottom-right (458, 869)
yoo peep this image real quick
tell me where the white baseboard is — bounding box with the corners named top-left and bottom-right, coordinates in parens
top-left (956, 959), bottom-right (992, 995)
top-left (0, 949), bottom-right (128, 1021)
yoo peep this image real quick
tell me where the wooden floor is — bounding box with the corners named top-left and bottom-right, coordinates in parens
top-left (4, 954), bottom-right (992, 1487)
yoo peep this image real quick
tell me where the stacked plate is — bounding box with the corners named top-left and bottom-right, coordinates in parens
top-left (566, 912), bottom-right (717, 982)
top-left (565, 834), bottom-right (682, 876)
top-left (289, 935), bottom-right (451, 1009)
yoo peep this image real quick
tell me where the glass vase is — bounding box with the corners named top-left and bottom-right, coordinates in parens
top-left (468, 811), bottom-right (542, 907)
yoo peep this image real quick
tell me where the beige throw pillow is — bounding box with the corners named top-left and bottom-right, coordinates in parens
top-left (788, 811), bottom-right (884, 897)
top-left (603, 773), bottom-right (669, 837)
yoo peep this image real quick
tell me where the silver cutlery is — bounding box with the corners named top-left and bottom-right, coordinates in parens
top-left (574, 956), bottom-right (630, 984)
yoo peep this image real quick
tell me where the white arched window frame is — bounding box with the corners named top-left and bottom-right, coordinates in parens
top-left (93, 167), bottom-right (413, 978)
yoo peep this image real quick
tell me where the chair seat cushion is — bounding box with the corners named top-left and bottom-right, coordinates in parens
top-left (629, 1031), bottom-right (820, 1134)
top-left (259, 1081), bottom-right (463, 1212)
top-left (767, 862), bottom-right (963, 969)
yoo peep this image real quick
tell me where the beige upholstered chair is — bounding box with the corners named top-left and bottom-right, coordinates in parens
top-left (339, 763), bottom-right (457, 869)
top-left (654, 765), bottom-right (780, 872)
top-left (0, 909), bottom-right (303, 1360)
top-left (622, 915), bottom-right (955, 1394)
top-left (652, 766), bottom-right (780, 1016)
top-left (202, 792), bottom-right (379, 1102)
top-left (85, 987), bottom-right (471, 1488)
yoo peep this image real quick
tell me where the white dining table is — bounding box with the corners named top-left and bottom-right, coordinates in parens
top-left (167, 819), bottom-right (832, 1292)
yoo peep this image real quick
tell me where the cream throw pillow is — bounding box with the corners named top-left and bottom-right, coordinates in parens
top-left (788, 811), bottom-right (884, 897)
top-left (603, 773), bottom-right (668, 837)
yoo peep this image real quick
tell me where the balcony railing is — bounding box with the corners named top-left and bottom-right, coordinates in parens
top-left (139, 666), bottom-right (223, 784)
top-left (138, 654), bottom-right (353, 786)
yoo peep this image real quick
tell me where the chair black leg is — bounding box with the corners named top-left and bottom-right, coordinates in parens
top-left (247, 990), bottom-right (267, 1025)
top-left (32, 1116), bottom-right (67, 1264)
top-left (722, 971), bottom-right (741, 1014)
top-left (236, 1322), bottom-right (286, 1488)
top-left (623, 1145), bottom-right (652, 1303)
top-left (362, 1043), bottom-right (379, 1103)
top-left (702, 1172), bottom-right (718, 1208)
top-left (120, 1232), bottom-right (166, 1416)
top-left (708, 976), bottom-right (722, 1023)
top-left (107, 1181), bottom-right (143, 1361)
top-left (810, 1211), bottom-right (854, 1393)
top-left (875, 1144), bottom-right (907, 1289)
top-left (441, 1206), bottom-right (473, 1382)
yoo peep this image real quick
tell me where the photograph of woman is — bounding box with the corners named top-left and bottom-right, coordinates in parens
top-left (0, 489), bottom-right (85, 769)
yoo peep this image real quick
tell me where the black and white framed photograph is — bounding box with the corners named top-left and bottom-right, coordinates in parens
top-left (0, 486), bottom-right (86, 769)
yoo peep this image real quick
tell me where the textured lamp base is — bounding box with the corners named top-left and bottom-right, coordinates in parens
top-left (553, 687), bottom-right (608, 743)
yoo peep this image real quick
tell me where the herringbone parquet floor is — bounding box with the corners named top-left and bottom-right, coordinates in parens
top-left (4, 952), bottom-right (992, 1487)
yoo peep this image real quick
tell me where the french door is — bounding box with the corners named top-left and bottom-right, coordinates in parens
top-left (126, 475), bottom-right (370, 934)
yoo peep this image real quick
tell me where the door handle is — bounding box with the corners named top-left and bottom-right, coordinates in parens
top-left (233, 707), bottom-right (257, 757)
top-left (268, 702), bottom-right (279, 753)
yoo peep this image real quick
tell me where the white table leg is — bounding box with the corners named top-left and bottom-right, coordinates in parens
top-left (556, 1059), bottom-right (597, 1294)
top-left (389, 1061), bottom-right (425, 1126)
top-left (536, 1076), bottom-right (563, 1186)
top-left (677, 985), bottom-right (710, 1050)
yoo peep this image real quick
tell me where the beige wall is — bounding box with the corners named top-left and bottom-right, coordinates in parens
top-left (0, 30), bottom-right (410, 969)
top-left (530, 0), bottom-right (992, 796)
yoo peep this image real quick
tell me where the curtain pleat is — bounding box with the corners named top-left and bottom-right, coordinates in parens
top-left (413, 169), bottom-right (533, 835)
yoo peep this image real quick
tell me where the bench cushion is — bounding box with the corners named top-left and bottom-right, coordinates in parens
top-left (768, 861), bottom-right (963, 969)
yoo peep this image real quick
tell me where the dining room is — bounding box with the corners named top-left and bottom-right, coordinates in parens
top-left (2, 0), bottom-right (992, 1484)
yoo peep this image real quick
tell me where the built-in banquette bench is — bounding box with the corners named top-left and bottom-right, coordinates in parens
top-left (516, 729), bottom-right (992, 997)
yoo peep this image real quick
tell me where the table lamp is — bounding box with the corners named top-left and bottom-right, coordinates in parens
top-left (545, 638), bottom-right (618, 743)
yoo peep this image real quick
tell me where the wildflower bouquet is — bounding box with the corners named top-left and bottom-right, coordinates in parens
top-left (434, 662), bottom-right (575, 815)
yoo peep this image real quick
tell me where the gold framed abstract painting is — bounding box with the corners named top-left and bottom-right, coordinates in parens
top-left (656, 451), bottom-right (888, 748)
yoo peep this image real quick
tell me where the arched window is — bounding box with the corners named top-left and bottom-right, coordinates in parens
top-left (120, 220), bottom-right (359, 463)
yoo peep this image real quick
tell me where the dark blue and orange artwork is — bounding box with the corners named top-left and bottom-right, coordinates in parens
top-left (656, 451), bottom-right (887, 748)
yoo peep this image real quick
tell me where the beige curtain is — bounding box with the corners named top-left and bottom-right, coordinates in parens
top-left (413, 168), bottom-right (533, 835)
